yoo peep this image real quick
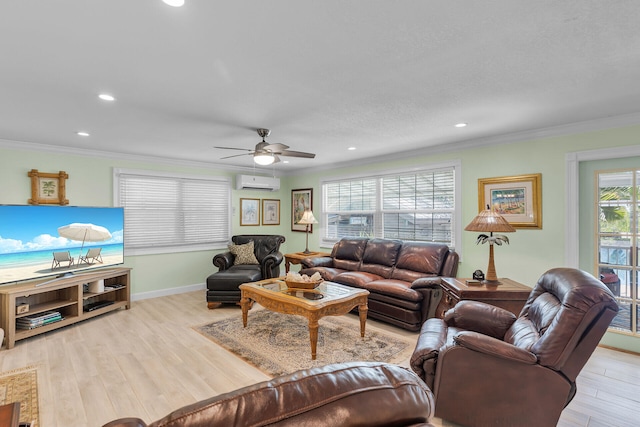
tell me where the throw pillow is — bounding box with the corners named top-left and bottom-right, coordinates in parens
top-left (229, 241), bottom-right (259, 265)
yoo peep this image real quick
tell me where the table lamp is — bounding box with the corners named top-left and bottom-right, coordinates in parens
top-left (297, 209), bottom-right (318, 254)
top-left (464, 206), bottom-right (515, 285)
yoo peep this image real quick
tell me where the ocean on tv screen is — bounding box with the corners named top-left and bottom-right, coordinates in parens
top-left (0, 205), bottom-right (124, 284)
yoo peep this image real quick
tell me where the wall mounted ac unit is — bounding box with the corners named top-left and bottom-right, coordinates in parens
top-left (236, 174), bottom-right (281, 191)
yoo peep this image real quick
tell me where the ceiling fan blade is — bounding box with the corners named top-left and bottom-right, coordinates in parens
top-left (273, 155), bottom-right (281, 163)
top-left (220, 153), bottom-right (252, 159)
top-left (263, 143), bottom-right (289, 152)
top-left (214, 146), bottom-right (254, 152)
top-left (278, 150), bottom-right (316, 158)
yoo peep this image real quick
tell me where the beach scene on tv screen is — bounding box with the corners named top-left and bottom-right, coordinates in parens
top-left (0, 205), bottom-right (124, 284)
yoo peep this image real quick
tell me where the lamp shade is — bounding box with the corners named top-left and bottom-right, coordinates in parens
top-left (298, 210), bottom-right (318, 225)
top-left (464, 209), bottom-right (516, 233)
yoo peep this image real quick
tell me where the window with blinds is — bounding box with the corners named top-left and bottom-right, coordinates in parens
top-left (114, 169), bottom-right (231, 255)
top-left (322, 164), bottom-right (458, 247)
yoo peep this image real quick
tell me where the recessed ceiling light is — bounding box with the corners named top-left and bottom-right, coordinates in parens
top-left (76, 131), bottom-right (90, 137)
top-left (348, 147), bottom-right (357, 151)
top-left (162, 0), bottom-right (185, 6)
top-left (283, 160), bottom-right (290, 164)
top-left (98, 93), bottom-right (115, 101)
top-left (455, 123), bottom-right (467, 128)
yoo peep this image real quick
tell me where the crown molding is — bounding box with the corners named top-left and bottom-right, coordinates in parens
top-left (2, 111), bottom-right (639, 178)
top-left (0, 137), bottom-right (282, 176)
top-left (294, 111), bottom-right (640, 176)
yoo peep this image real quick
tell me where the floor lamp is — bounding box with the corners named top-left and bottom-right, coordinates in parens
top-left (464, 206), bottom-right (515, 285)
top-left (298, 210), bottom-right (318, 254)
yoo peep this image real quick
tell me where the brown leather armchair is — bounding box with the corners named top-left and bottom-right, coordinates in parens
top-left (410, 267), bottom-right (618, 427)
top-left (103, 362), bottom-right (436, 427)
top-left (206, 235), bottom-right (285, 307)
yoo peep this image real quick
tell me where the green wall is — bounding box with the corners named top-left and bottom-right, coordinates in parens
top-left (2, 123), bottom-right (639, 351)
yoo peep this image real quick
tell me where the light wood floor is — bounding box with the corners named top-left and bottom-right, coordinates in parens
top-left (1, 290), bottom-right (639, 427)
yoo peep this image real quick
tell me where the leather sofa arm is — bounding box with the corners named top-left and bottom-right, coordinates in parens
top-left (213, 251), bottom-right (233, 271)
top-left (262, 252), bottom-right (284, 278)
top-left (409, 318), bottom-right (447, 384)
top-left (102, 418), bottom-right (147, 427)
top-left (452, 331), bottom-right (537, 364)
top-left (444, 300), bottom-right (517, 339)
top-left (300, 256), bottom-right (334, 268)
top-left (411, 277), bottom-right (442, 290)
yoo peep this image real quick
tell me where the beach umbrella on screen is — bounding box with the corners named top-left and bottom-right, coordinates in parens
top-left (57, 223), bottom-right (112, 257)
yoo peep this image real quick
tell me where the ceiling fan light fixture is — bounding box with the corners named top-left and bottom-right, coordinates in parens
top-left (253, 153), bottom-right (275, 165)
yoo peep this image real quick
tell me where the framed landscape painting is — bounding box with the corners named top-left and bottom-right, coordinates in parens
top-left (291, 188), bottom-right (312, 232)
top-left (478, 173), bottom-right (542, 229)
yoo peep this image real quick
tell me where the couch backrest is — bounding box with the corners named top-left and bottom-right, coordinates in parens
top-left (147, 362), bottom-right (435, 427)
top-left (332, 237), bottom-right (368, 270)
top-left (232, 234), bottom-right (285, 263)
top-left (504, 268), bottom-right (618, 380)
top-left (360, 238), bottom-right (402, 278)
top-left (391, 242), bottom-right (450, 281)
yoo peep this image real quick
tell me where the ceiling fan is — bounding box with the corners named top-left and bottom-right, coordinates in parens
top-left (215, 128), bottom-right (316, 165)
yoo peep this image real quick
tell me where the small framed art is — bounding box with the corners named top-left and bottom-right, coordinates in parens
top-left (28, 169), bottom-right (69, 205)
top-left (240, 198), bottom-right (260, 226)
top-left (262, 199), bottom-right (280, 225)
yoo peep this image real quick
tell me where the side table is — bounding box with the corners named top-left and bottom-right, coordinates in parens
top-left (284, 251), bottom-right (331, 273)
top-left (435, 277), bottom-right (531, 318)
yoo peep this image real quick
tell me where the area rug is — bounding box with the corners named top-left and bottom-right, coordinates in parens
top-left (195, 310), bottom-right (414, 377)
top-left (0, 365), bottom-right (39, 427)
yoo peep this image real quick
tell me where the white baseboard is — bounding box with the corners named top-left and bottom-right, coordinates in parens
top-left (131, 282), bottom-right (206, 301)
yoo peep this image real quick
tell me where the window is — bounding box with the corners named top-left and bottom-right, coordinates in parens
top-left (114, 169), bottom-right (231, 255)
top-left (321, 162), bottom-right (460, 249)
top-left (597, 169), bottom-right (639, 334)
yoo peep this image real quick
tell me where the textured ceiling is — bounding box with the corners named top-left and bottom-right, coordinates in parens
top-left (1, 1), bottom-right (639, 173)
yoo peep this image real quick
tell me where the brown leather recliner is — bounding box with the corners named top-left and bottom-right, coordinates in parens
top-left (410, 267), bottom-right (619, 427)
top-left (103, 362), bottom-right (436, 427)
top-left (206, 235), bottom-right (285, 307)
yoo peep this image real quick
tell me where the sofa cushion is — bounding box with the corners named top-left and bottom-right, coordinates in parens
top-left (333, 271), bottom-right (383, 288)
top-left (229, 241), bottom-right (259, 265)
top-left (332, 237), bottom-right (368, 271)
top-left (391, 242), bottom-right (449, 280)
top-left (365, 279), bottom-right (423, 303)
top-left (360, 239), bottom-right (402, 278)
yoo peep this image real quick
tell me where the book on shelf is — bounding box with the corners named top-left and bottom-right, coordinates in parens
top-left (16, 310), bottom-right (64, 329)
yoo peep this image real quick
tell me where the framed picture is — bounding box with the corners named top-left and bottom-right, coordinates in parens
top-left (262, 199), bottom-right (280, 225)
top-left (240, 198), bottom-right (260, 226)
top-left (478, 173), bottom-right (542, 229)
top-left (291, 188), bottom-right (313, 232)
top-left (28, 169), bottom-right (69, 205)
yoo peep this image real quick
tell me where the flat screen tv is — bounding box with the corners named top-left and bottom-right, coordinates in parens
top-left (0, 205), bottom-right (124, 285)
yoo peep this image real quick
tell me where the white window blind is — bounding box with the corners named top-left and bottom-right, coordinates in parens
top-left (322, 164), bottom-right (458, 248)
top-left (114, 169), bottom-right (231, 255)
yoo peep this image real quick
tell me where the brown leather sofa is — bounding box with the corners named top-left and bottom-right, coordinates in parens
top-left (103, 361), bottom-right (436, 427)
top-left (206, 234), bottom-right (285, 307)
top-left (299, 237), bottom-right (459, 331)
top-left (410, 267), bottom-right (619, 427)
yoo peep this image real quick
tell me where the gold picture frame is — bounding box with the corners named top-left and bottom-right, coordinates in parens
top-left (240, 198), bottom-right (260, 226)
top-left (262, 199), bottom-right (280, 225)
top-left (291, 188), bottom-right (312, 232)
top-left (478, 173), bottom-right (542, 229)
top-left (28, 169), bottom-right (69, 205)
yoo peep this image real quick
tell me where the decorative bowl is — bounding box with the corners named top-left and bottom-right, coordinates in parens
top-left (284, 279), bottom-right (323, 289)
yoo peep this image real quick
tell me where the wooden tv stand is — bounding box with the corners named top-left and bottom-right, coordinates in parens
top-left (0, 267), bottom-right (131, 349)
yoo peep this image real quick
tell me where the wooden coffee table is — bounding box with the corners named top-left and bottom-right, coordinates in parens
top-left (239, 279), bottom-right (369, 360)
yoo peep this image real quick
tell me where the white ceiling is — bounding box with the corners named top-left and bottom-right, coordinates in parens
top-left (1, 1), bottom-right (639, 173)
